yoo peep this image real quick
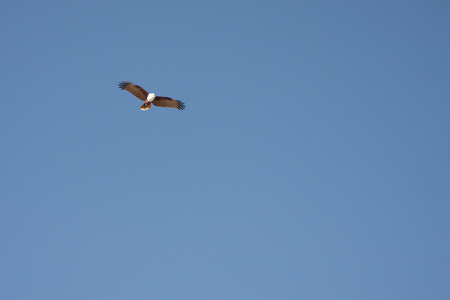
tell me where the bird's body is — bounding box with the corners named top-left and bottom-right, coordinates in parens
top-left (118, 81), bottom-right (185, 111)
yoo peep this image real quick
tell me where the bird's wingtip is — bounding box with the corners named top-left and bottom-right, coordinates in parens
top-left (118, 81), bottom-right (131, 90)
top-left (178, 100), bottom-right (186, 110)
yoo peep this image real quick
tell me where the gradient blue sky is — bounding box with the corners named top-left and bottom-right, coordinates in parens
top-left (1, 1), bottom-right (449, 299)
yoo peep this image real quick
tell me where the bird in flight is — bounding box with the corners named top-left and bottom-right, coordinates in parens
top-left (118, 81), bottom-right (185, 111)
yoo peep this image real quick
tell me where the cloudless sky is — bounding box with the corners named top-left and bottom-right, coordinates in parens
top-left (1, 1), bottom-right (449, 299)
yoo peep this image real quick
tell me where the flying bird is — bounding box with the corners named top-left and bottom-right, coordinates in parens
top-left (118, 81), bottom-right (185, 111)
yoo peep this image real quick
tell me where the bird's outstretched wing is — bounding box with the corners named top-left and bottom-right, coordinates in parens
top-left (153, 97), bottom-right (186, 110)
top-left (118, 81), bottom-right (149, 101)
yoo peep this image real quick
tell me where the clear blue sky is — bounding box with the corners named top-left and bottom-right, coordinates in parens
top-left (1, 1), bottom-right (449, 299)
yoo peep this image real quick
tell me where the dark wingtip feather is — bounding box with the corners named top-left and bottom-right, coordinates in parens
top-left (177, 100), bottom-right (186, 110)
top-left (118, 81), bottom-right (131, 90)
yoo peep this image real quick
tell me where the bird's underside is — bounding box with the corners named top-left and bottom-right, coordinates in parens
top-left (118, 81), bottom-right (185, 111)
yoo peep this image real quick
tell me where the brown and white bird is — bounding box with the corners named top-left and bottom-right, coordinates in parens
top-left (118, 81), bottom-right (185, 111)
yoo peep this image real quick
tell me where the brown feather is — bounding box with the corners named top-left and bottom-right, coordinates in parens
top-left (140, 102), bottom-right (151, 110)
top-left (153, 97), bottom-right (186, 110)
top-left (118, 81), bottom-right (149, 101)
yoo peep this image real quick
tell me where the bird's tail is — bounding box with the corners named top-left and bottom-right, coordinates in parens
top-left (140, 102), bottom-right (151, 111)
